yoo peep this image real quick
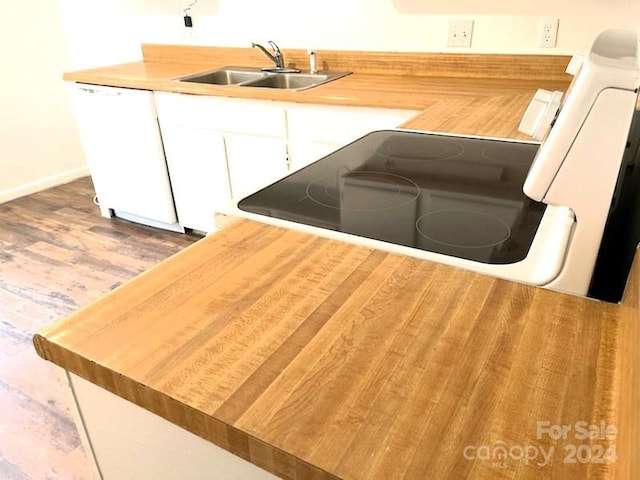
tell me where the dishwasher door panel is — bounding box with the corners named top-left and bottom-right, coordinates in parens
top-left (70, 84), bottom-right (177, 225)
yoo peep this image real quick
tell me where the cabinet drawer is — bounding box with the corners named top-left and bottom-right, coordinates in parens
top-left (154, 92), bottom-right (287, 138)
top-left (286, 104), bottom-right (418, 145)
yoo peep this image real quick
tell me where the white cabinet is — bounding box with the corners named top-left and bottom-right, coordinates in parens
top-left (286, 104), bottom-right (418, 170)
top-left (225, 134), bottom-right (289, 199)
top-left (68, 373), bottom-right (280, 480)
top-left (69, 84), bottom-right (180, 231)
top-left (155, 93), bottom-right (288, 233)
top-left (155, 91), bottom-right (419, 233)
top-left (159, 124), bottom-right (230, 234)
top-left (72, 83), bottom-right (419, 235)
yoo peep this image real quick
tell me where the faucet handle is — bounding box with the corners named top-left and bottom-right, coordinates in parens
top-left (267, 41), bottom-right (284, 69)
top-left (252, 40), bottom-right (297, 72)
top-left (267, 40), bottom-right (280, 54)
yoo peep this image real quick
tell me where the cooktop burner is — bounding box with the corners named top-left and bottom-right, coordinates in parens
top-left (306, 171), bottom-right (420, 211)
top-left (416, 210), bottom-right (511, 248)
top-left (374, 134), bottom-right (465, 162)
top-left (238, 130), bottom-right (546, 264)
top-left (481, 143), bottom-right (535, 165)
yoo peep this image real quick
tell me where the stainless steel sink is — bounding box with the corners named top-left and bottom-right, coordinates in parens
top-left (177, 68), bottom-right (264, 85)
top-left (176, 67), bottom-right (351, 91)
top-left (243, 73), bottom-right (334, 90)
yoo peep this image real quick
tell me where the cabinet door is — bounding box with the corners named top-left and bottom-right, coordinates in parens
top-left (161, 125), bottom-right (231, 233)
top-left (224, 134), bottom-right (288, 199)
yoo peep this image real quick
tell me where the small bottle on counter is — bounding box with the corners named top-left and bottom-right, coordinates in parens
top-left (308, 49), bottom-right (317, 74)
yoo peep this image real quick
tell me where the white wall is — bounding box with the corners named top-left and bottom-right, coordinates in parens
top-left (59, 0), bottom-right (640, 69)
top-left (0, 0), bottom-right (87, 204)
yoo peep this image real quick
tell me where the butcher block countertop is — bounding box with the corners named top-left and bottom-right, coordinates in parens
top-left (63, 44), bottom-right (572, 138)
top-left (34, 219), bottom-right (639, 480)
top-left (37, 45), bottom-right (640, 479)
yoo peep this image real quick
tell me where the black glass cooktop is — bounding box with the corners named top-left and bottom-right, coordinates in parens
top-left (238, 130), bottom-right (547, 264)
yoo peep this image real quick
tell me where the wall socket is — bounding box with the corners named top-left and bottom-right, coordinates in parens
top-left (447, 20), bottom-right (474, 48)
top-left (178, 25), bottom-right (198, 40)
top-left (538, 18), bottom-right (559, 48)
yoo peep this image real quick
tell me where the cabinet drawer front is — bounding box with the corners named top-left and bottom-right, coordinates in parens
top-left (154, 92), bottom-right (287, 138)
top-left (288, 141), bottom-right (343, 171)
top-left (287, 105), bottom-right (418, 145)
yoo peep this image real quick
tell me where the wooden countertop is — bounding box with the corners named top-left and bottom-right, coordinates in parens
top-left (34, 220), bottom-right (639, 479)
top-left (63, 44), bottom-right (571, 127)
top-left (42, 45), bottom-right (639, 479)
top-left (63, 45), bottom-right (571, 141)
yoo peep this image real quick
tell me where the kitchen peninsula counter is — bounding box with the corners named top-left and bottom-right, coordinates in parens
top-left (34, 218), bottom-right (639, 480)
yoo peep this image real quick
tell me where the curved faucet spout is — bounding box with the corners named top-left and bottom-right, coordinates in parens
top-left (252, 41), bottom-right (285, 69)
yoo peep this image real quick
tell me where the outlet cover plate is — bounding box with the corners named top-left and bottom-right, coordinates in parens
top-left (538, 17), bottom-right (559, 48)
top-left (448, 19), bottom-right (474, 48)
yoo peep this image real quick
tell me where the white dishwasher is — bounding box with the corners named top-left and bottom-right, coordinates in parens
top-left (70, 84), bottom-right (181, 232)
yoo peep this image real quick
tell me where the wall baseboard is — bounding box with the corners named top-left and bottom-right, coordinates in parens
top-left (0, 165), bottom-right (91, 204)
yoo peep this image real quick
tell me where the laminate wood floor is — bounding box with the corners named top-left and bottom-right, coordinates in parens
top-left (0, 177), bottom-right (200, 479)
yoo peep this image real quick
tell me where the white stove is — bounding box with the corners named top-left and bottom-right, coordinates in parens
top-left (225, 29), bottom-right (640, 301)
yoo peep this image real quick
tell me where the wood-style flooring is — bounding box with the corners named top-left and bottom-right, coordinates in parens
top-left (0, 177), bottom-right (200, 479)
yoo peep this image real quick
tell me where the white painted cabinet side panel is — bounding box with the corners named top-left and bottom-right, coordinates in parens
top-left (69, 373), bottom-right (280, 480)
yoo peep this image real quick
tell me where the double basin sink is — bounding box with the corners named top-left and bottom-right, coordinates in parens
top-left (176, 66), bottom-right (351, 92)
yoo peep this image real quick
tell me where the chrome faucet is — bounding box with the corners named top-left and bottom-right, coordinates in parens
top-left (252, 41), bottom-right (285, 69)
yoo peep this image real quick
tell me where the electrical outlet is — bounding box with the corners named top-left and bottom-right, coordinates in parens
top-left (447, 19), bottom-right (474, 48)
top-left (178, 25), bottom-right (199, 41)
top-left (538, 18), bottom-right (559, 48)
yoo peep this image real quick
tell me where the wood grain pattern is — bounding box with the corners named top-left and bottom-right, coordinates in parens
top-left (400, 93), bottom-right (536, 138)
top-left (62, 46), bottom-right (570, 112)
top-left (0, 177), bottom-right (199, 479)
top-left (612, 246), bottom-right (640, 480)
top-left (33, 219), bottom-right (639, 480)
top-left (141, 44), bottom-right (572, 81)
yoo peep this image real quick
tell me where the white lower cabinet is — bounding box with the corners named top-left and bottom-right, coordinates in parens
top-left (154, 91), bottom-right (419, 233)
top-left (224, 133), bottom-right (289, 199)
top-left (155, 92), bottom-right (289, 233)
top-left (160, 124), bottom-right (230, 233)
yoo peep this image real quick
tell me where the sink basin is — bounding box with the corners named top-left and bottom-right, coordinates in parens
top-left (176, 67), bottom-right (351, 91)
top-left (242, 73), bottom-right (333, 90)
top-left (177, 68), bottom-right (264, 85)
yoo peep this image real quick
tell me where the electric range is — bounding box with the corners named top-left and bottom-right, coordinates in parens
top-left (238, 131), bottom-right (546, 265)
